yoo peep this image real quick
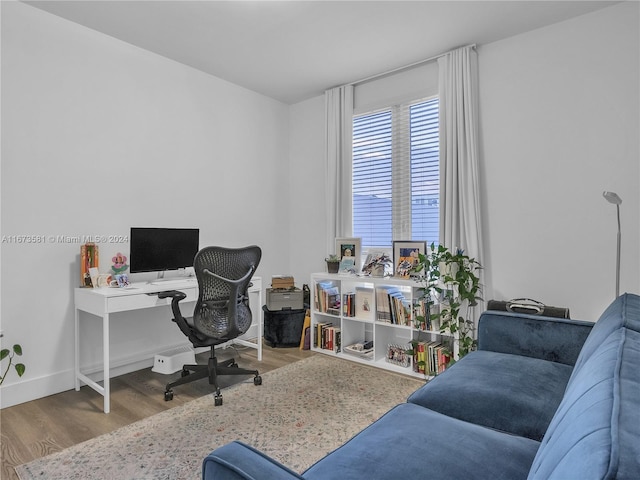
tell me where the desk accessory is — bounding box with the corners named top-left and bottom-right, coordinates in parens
top-left (80, 242), bottom-right (99, 287)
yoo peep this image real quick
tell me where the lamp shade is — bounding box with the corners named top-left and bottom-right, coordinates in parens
top-left (603, 191), bottom-right (622, 205)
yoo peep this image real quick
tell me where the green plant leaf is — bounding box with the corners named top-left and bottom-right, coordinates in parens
top-left (15, 363), bottom-right (26, 377)
top-left (0, 349), bottom-right (9, 361)
top-left (13, 344), bottom-right (22, 356)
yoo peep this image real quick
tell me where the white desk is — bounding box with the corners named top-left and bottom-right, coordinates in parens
top-left (74, 276), bottom-right (262, 413)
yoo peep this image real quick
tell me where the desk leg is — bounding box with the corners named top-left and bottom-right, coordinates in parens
top-left (257, 288), bottom-right (263, 361)
top-left (103, 312), bottom-right (110, 413)
top-left (75, 308), bottom-right (80, 391)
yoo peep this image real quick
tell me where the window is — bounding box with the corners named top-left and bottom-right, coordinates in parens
top-left (352, 97), bottom-right (439, 249)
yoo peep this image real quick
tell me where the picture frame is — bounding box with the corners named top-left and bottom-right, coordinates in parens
top-left (335, 237), bottom-right (361, 272)
top-left (115, 273), bottom-right (130, 288)
top-left (354, 286), bottom-right (374, 320)
top-left (392, 240), bottom-right (426, 278)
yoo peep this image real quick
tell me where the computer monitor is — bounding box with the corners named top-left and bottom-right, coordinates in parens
top-left (129, 227), bottom-right (199, 274)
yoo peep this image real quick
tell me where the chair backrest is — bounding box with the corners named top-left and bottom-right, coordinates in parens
top-left (192, 246), bottom-right (261, 342)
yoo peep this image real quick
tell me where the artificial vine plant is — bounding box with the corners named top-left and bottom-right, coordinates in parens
top-left (413, 243), bottom-right (482, 359)
top-left (0, 341), bottom-right (25, 386)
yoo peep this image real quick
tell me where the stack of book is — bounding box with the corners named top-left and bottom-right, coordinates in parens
top-left (412, 341), bottom-right (451, 375)
top-left (315, 281), bottom-right (341, 315)
top-left (412, 298), bottom-right (439, 330)
top-left (315, 322), bottom-right (341, 353)
top-left (342, 291), bottom-right (356, 317)
top-left (375, 286), bottom-right (412, 325)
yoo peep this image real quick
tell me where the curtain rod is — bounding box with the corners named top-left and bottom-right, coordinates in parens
top-left (348, 43), bottom-right (476, 87)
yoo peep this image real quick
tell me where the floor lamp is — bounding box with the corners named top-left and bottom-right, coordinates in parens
top-left (603, 191), bottom-right (622, 298)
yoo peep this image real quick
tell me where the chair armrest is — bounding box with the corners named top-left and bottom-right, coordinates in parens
top-left (477, 311), bottom-right (594, 366)
top-left (157, 290), bottom-right (191, 338)
top-left (202, 441), bottom-right (305, 480)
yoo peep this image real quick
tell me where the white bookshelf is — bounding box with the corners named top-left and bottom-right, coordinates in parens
top-left (310, 273), bottom-right (458, 380)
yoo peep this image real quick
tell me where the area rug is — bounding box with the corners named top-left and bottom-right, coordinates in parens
top-left (16, 355), bottom-right (424, 480)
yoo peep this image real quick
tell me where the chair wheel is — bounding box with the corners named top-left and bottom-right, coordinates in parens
top-left (164, 390), bottom-right (174, 401)
top-left (254, 375), bottom-right (262, 386)
top-left (214, 394), bottom-right (223, 406)
top-left (181, 368), bottom-right (190, 377)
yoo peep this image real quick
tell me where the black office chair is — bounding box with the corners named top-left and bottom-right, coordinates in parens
top-left (159, 245), bottom-right (262, 406)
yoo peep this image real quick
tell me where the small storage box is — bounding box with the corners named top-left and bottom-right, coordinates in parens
top-left (263, 306), bottom-right (306, 348)
top-left (271, 275), bottom-right (295, 289)
top-left (266, 288), bottom-right (304, 311)
top-left (152, 345), bottom-right (196, 374)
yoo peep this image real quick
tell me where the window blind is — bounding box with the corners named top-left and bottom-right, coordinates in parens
top-left (352, 97), bottom-right (439, 249)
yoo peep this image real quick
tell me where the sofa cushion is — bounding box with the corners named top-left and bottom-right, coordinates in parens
top-left (570, 293), bottom-right (640, 378)
top-left (527, 297), bottom-right (640, 479)
top-left (407, 350), bottom-right (573, 441)
top-left (303, 403), bottom-right (540, 480)
top-left (477, 311), bottom-right (593, 365)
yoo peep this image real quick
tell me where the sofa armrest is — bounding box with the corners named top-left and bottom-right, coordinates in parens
top-left (202, 441), bottom-right (305, 480)
top-left (477, 311), bottom-right (594, 365)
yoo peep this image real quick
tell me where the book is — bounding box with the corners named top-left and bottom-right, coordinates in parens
top-left (315, 281), bottom-right (340, 314)
top-left (375, 286), bottom-right (400, 322)
top-left (413, 341), bottom-right (425, 374)
top-left (80, 243), bottom-right (99, 287)
top-left (343, 292), bottom-right (355, 317)
top-left (315, 322), bottom-right (328, 348)
top-left (375, 286), bottom-right (411, 325)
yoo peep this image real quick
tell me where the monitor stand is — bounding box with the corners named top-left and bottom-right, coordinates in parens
top-left (150, 269), bottom-right (189, 285)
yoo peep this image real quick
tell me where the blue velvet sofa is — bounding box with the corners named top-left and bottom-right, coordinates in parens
top-left (203, 293), bottom-right (640, 479)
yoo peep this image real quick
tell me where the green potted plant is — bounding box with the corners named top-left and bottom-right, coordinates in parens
top-left (414, 243), bottom-right (482, 359)
top-left (325, 254), bottom-right (341, 274)
top-left (1, 336), bottom-right (25, 386)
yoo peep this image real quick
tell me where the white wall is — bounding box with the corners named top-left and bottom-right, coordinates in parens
top-left (290, 2), bottom-right (639, 322)
top-left (0, 2), bottom-right (290, 407)
top-left (288, 95), bottom-right (327, 282)
top-left (479, 1), bottom-right (639, 320)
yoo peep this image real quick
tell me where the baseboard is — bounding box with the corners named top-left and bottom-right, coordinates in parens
top-left (0, 342), bottom-right (193, 409)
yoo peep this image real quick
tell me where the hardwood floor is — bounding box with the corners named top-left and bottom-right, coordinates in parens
top-left (0, 344), bottom-right (314, 480)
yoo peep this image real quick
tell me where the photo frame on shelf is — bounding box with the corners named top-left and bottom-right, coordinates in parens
top-left (361, 250), bottom-right (392, 276)
top-left (354, 286), bottom-right (374, 320)
top-left (335, 237), bottom-right (361, 272)
top-left (392, 240), bottom-right (426, 278)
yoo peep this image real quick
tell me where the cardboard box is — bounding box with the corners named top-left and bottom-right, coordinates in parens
top-left (266, 287), bottom-right (304, 311)
top-left (271, 275), bottom-right (294, 289)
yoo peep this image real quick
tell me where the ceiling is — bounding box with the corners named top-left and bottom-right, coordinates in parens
top-left (24, 0), bottom-right (619, 104)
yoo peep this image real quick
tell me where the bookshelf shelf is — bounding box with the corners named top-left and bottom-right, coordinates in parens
top-left (310, 273), bottom-right (458, 380)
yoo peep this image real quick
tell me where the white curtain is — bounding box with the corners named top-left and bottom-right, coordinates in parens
top-left (325, 85), bottom-right (354, 254)
top-left (438, 46), bottom-right (483, 265)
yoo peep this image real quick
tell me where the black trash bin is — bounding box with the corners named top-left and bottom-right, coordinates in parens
top-left (263, 306), bottom-right (306, 348)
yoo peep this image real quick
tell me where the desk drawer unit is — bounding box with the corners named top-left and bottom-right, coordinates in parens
top-left (106, 289), bottom-right (197, 313)
top-left (75, 287), bottom-right (198, 315)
